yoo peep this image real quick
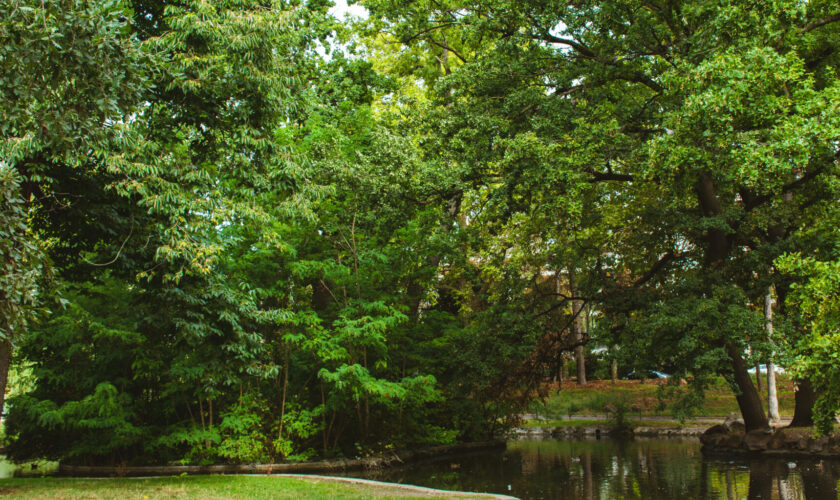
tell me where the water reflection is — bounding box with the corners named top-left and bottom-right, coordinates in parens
top-left (351, 438), bottom-right (840, 500)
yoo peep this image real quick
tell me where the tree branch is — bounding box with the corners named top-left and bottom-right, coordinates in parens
top-left (587, 171), bottom-right (635, 183)
top-left (632, 251), bottom-right (676, 287)
top-left (749, 166), bottom-right (824, 208)
top-left (529, 31), bottom-right (597, 59)
top-left (800, 13), bottom-right (840, 34)
top-left (83, 215), bottom-right (134, 267)
top-left (427, 38), bottom-right (467, 63)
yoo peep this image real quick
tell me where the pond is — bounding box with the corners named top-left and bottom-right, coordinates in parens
top-left (350, 438), bottom-right (840, 500)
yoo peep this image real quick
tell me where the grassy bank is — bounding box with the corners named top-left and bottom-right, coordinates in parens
top-left (0, 475), bottom-right (499, 499)
top-left (530, 377), bottom-right (796, 422)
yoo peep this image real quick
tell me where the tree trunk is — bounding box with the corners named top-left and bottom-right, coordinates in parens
top-left (764, 287), bottom-right (780, 423)
top-left (574, 312), bottom-right (586, 385)
top-left (788, 378), bottom-right (816, 427)
top-left (696, 173), bottom-right (772, 430)
top-left (754, 361), bottom-right (762, 393)
top-left (773, 281), bottom-right (816, 428)
top-left (552, 271), bottom-right (566, 388)
top-left (726, 343), bottom-right (768, 431)
top-left (278, 345), bottom-right (289, 443)
top-left (611, 357), bottom-right (618, 384)
top-left (568, 269), bottom-right (586, 386)
top-left (766, 364), bottom-right (779, 423)
top-left (695, 172), bottom-right (730, 265)
top-left (556, 358), bottom-right (564, 386)
top-left (0, 337), bottom-right (11, 422)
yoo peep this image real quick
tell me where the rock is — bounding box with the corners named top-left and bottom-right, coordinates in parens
top-left (808, 435), bottom-right (830, 453)
top-left (766, 430), bottom-right (785, 450)
top-left (782, 428), bottom-right (806, 448)
top-left (724, 413), bottom-right (743, 426)
top-left (830, 436), bottom-right (840, 454)
top-left (700, 424), bottom-right (840, 459)
top-left (726, 421), bottom-right (746, 434)
top-left (702, 434), bottom-right (726, 449)
top-left (703, 424), bottom-right (728, 435)
top-left (700, 424), bottom-right (729, 447)
top-left (797, 436), bottom-right (810, 451)
top-left (608, 427), bottom-right (634, 439)
top-left (724, 431), bottom-right (745, 448)
top-left (700, 424), bottom-right (745, 449)
top-left (744, 429), bottom-right (773, 451)
top-left (700, 423), bottom-right (749, 450)
top-left (776, 435), bottom-right (806, 451)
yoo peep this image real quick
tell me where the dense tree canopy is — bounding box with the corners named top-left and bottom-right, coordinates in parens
top-left (360, 0), bottom-right (840, 431)
top-left (1, 0), bottom-right (839, 465)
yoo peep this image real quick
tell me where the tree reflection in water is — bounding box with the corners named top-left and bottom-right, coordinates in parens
top-left (350, 438), bottom-right (840, 500)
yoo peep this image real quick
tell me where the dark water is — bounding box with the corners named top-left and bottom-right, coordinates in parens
top-left (350, 438), bottom-right (840, 499)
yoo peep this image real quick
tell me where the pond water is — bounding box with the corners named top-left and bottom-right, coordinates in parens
top-left (350, 438), bottom-right (840, 500)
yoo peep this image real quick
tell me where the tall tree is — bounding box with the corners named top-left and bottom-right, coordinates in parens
top-left (361, 0), bottom-right (840, 430)
top-left (0, 0), bottom-right (152, 418)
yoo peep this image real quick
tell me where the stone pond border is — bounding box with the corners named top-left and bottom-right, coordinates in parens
top-left (515, 423), bottom-right (840, 459)
top-left (513, 425), bottom-right (707, 438)
top-left (700, 422), bottom-right (840, 459)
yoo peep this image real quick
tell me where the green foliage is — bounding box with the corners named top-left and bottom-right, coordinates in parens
top-left (656, 382), bottom-right (709, 423)
top-left (601, 395), bottom-right (635, 433)
top-left (272, 402), bottom-right (319, 462)
top-left (0, 0), bottom-right (151, 165)
top-left (217, 395), bottom-right (270, 464)
top-left (777, 254), bottom-right (840, 434)
top-left (4, 0), bottom-right (527, 466)
top-left (361, 0), bottom-right (840, 430)
top-left (0, 166), bottom-right (42, 341)
top-left (7, 0), bottom-right (840, 467)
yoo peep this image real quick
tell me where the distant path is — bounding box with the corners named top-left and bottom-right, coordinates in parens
top-left (278, 474), bottom-right (519, 499)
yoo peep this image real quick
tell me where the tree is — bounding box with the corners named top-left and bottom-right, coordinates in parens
top-left (360, 0), bottom-right (840, 430)
top-left (0, 0), bottom-right (152, 419)
top-left (4, 0), bottom-right (333, 463)
top-left (5, 0), bottom-right (533, 464)
top-left (777, 251), bottom-right (840, 434)
top-left (0, 166), bottom-right (42, 419)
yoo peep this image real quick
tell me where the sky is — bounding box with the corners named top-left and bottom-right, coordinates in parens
top-left (329, 0), bottom-right (369, 20)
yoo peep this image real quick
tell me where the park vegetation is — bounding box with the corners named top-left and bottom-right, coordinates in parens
top-left (1, 0), bottom-right (839, 466)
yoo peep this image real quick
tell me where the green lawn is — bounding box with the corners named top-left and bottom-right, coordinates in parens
top-left (0, 475), bottom-right (495, 499)
top-left (531, 377), bottom-right (796, 421)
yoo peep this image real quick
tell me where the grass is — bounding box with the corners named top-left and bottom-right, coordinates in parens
top-left (529, 376), bottom-right (796, 422)
top-left (0, 475), bottom-right (497, 499)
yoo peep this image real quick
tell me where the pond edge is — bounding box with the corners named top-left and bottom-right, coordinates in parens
top-left (55, 440), bottom-right (507, 478)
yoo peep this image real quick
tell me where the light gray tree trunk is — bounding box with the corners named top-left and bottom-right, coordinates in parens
top-left (765, 286), bottom-right (780, 423)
